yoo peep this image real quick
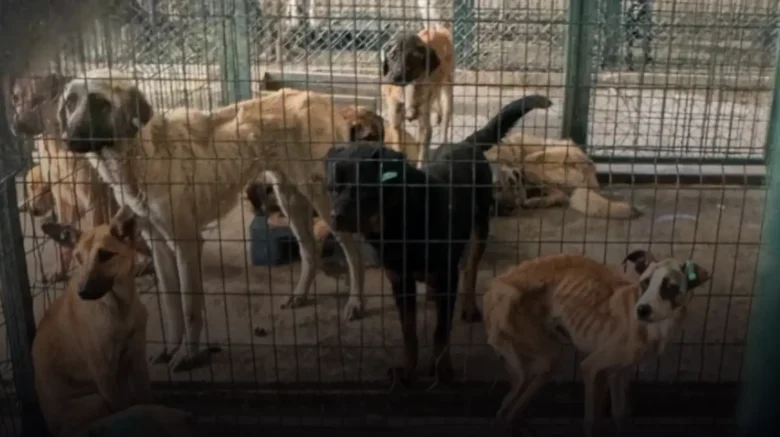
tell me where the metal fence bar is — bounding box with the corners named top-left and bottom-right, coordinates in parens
top-left (600, 0), bottom-right (623, 68)
top-left (562, 0), bottom-right (596, 147)
top-left (0, 74), bottom-right (48, 437)
top-left (221, 0), bottom-right (253, 105)
top-left (738, 19), bottom-right (780, 437)
top-left (453, 0), bottom-right (476, 68)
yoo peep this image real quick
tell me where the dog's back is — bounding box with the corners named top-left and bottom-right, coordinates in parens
top-left (33, 212), bottom-right (148, 436)
top-left (485, 254), bottom-right (641, 353)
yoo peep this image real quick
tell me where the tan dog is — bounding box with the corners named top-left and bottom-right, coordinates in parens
top-left (483, 251), bottom-right (710, 435)
top-left (57, 72), bottom-right (366, 372)
top-left (381, 25), bottom-right (454, 167)
top-left (11, 73), bottom-right (150, 282)
top-left (338, 104), bottom-right (422, 159)
top-left (32, 206), bottom-right (150, 437)
top-left (488, 131), bottom-right (641, 219)
top-left (18, 164), bottom-right (55, 217)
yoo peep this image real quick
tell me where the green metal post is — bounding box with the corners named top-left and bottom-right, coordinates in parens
top-left (562, 0), bottom-right (596, 148)
top-left (601, 0), bottom-right (622, 68)
top-left (452, 0), bottom-right (475, 68)
top-left (737, 24), bottom-right (780, 437)
top-left (221, 0), bottom-right (253, 105)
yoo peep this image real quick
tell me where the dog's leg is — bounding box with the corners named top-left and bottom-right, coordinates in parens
top-left (415, 102), bottom-right (434, 169)
top-left (496, 344), bottom-right (527, 419)
top-left (429, 269), bottom-right (459, 383)
top-left (127, 331), bottom-right (152, 403)
top-left (499, 339), bottom-right (559, 424)
top-left (48, 201), bottom-right (77, 283)
top-left (277, 185), bottom-right (321, 310)
top-left (439, 85), bottom-right (453, 145)
top-left (167, 219), bottom-right (212, 373)
top-left (522, 187), bottom-right (569, 210)
top-left (581, 349), bottom-right (624, 437)
top-left (460, 218), bottom-right (487, 323)
top-left (387, 271), bottom-right (418, 387)
top-left (143, 227), bottom-right (185, 367)
top-left (608, 367), bottom-right (632, 433)
top-left (58, 394), bottom-right (114, 436)
top-left (306, 190), bottom-right (365, 321)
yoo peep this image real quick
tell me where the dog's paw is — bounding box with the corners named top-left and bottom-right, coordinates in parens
top-left (280, 295), bottom-right (308, 309)
top-left (342, 297), bottom-right (364, 321)
top-left (461, 307), bottom-right (483, 323)
top-left (168, 346), bottom-right (220, 373)
top-left (387, 366), bottom-right (415, 388)
top-left (149, 349), bottom-right (173, 365)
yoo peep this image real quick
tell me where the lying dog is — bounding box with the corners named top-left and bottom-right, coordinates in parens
top-left (19, 164), bottom-right (56, 218)
top-left (489, 131), bottom-right (641, 219)
top-left (58, 73), bottom-right (366, 371)
top-left (483, 251), bottom-right (710, 435)
top-left (325, 94), bottom-right (553, 385)
top-left (32, 206), bottom-right (151, 437)
top-left (381, 24), bottom-right (454, 167)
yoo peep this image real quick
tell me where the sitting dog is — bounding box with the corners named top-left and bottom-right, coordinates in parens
top-left (325, 94), bottom-right (553, 385)
top-left (32, 206), bottom-right (151, 437)
top-left (483, 251), bottom-right (710, 435)
top-left (57, 73), bottom-right (366, 371)
top-left (381, 24), bottom-right (454, 167)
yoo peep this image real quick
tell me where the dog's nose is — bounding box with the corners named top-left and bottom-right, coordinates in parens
top-left (636, 304), bottom-right (652, 320)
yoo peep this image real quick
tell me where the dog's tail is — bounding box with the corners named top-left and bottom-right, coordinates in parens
top-left (462, 95), bottom-right (553, 151)
top-left (568, 188), bottom-right (642, 219)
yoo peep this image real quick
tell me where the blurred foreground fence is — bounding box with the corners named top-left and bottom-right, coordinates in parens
top-left (0, 0), bottom-right (779, 434)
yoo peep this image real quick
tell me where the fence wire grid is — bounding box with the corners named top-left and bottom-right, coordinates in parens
top-left (0, 0), bottom-right (776, 434)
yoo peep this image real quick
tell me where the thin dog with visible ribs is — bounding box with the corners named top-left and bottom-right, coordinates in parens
top-left (483, 251), bottom-right (710, 435)
top-left (57, 73), bottom-right (366, 372)
top-left (326, 94), bottom-right (553, 385)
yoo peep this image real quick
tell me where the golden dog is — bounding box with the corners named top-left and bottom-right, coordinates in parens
top-left (483, 251), bottom-right (710, 435)
top-left (489, 131), bottom-right (641, 219)
top-left (57, 71), bottom-right (366, 372)
top-left (32, 206), bottom-right (150, 437)
top-left (19, 164), bottom-right (55, 218)
top-left (381, 25), bottom-right (454, 167)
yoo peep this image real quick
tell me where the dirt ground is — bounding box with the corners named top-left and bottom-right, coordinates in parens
top-left (12, 181), bottom-right (763, 385)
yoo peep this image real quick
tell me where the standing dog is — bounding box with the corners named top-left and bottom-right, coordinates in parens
top-left (326, 95), bottom-right (552, 385)
top-left (32, 206), bottom-right (150, 437)
top-left (11, 73), bottom-right (133, 282)
top-left (57, 74), bottom-right (366, 372)
top-left (489, 131), bottom-right (641, 219)
top-left (381, 24), bottom-right (454, 167)
top-left (19, 164), bottom-right (56, 218)
top-left (483, 251), bottom-right (710, 435)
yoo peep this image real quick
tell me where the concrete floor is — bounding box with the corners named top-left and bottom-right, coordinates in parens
top-left (9, 182), bottom-right (764, 385)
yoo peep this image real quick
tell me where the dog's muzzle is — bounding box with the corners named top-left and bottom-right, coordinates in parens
top-left (635, 303), bottom-right (653, 322)
top-left (78, 274), bottom-right (115, 300)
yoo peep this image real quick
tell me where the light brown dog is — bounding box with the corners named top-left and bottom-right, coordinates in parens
top-left (488, 131), bottom-right (641, 219)
top-left (339, 103), bottom-right (423, 159)
top-left (483, 251), bottom-right (710, 435)
top-left (11, 73), bottom-right (151, 282)
top-left (18, 164), bottom-right (56, 217)
top-left (58, 73), bottom-right (366, 372)
top-left (32, 206), bottom-right (150, 437)
top-left (381, 25), bottom-right (454, 167)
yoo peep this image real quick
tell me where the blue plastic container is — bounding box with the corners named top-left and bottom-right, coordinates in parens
top-left (249, 214), bottom-right (300, 266)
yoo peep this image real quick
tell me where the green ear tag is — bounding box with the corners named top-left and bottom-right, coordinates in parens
top-left (60, 230), bottom-right (70, 242)
top-left (381, 171), bottom-right (398, 182)
top-left (684, 260), bottom-right (697, 281)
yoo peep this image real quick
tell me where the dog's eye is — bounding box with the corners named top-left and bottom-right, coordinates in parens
top-left (97, 248), bottom-right (116, 263)
top-left (639, 278), bottom-right (650, 290)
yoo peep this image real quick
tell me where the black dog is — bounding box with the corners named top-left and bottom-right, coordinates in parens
top-left (325, 95), bottom-right (553, 385)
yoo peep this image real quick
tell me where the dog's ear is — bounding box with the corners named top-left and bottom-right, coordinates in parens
top-left (41, 222), bottom-right (82, 248)
top-left (125, 87), bottom-right (153, 130)
top-left (622, 249), bottom-right (656, 275)
top-left (348, 120), bottom-right (383, 142)
top-left (680, 261), bottom-right (711, 291)
top-left (109, 205), bottom-right (138, 244)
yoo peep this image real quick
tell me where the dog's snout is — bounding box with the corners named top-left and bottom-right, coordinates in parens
top-left (636, 304), bottom-right (652, 321)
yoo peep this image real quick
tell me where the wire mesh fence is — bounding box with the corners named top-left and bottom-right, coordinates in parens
top-left (0, 0), bottom-right (776, 434)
